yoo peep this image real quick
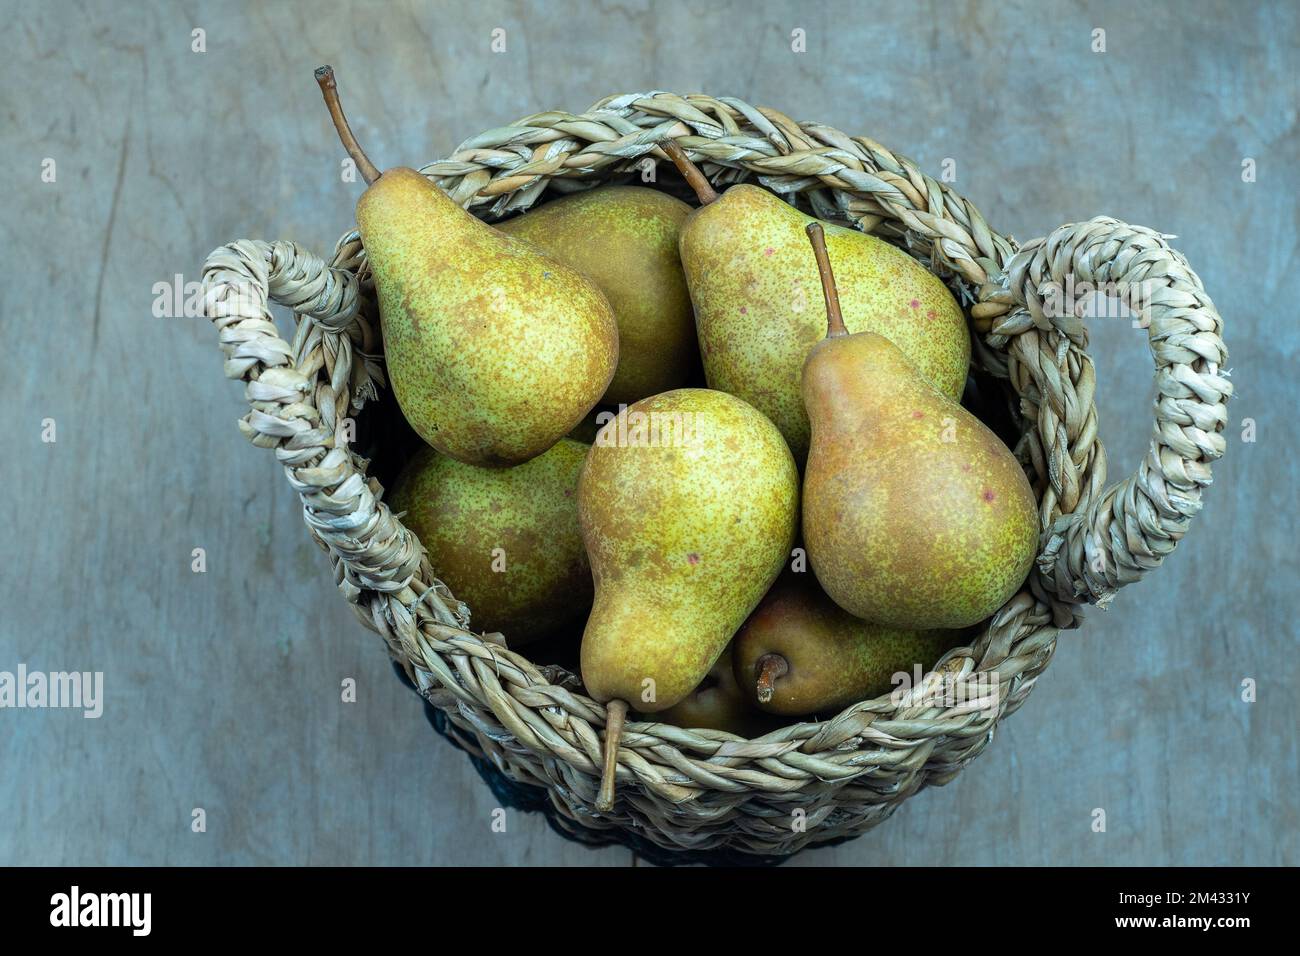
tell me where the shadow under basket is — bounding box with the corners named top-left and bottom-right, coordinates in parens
top-left (201, 92), bottom-right (1231, 860)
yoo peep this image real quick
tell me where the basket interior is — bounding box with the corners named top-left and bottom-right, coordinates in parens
top-left (349, 168), bottom-right (1044, 724)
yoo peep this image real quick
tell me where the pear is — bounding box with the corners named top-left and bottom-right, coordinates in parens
top-left (388, 439), bottom-right (592, 647)
top-left (315, 67), bottom-right (618, 467)
top-left (498, 186), bottom-right (697, 405)
top-left (732, 575), bottom-right (958, 716)
top-left (801, 223), bottom-right (1038, 629)
top-left (662, 141), bottom-right (969, 463)
top-left (578, 388), bottom-right (798, 807)
top-left (652, 647), bottom-right (779, 737)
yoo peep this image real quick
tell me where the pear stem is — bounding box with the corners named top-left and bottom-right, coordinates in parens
top-left (596, 698), bottom-right (629, 812)
top-left (660, 139), bottom-right (719, 205)
top-left (806, 222), bottom-right (848, 338)
top-left (755, 654), bottom-right (789, 705)
top-left (314, 65), bottom-right (381, 186)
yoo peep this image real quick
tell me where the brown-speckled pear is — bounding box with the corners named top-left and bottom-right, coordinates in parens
top-left (801, 224), bottom-right (1038, 629)
top-left (732, 574), bottom-right (958, 717)
top-left (580, 388), bottom-right (797, 808)
top-left (498, 186), bottom-right (697, 405)
top-left (651, 646), bottom-right (779, 737)
top-left (388, 439), bottom-right (592, 647)
top-left (579, 388), bottom-right (798, 711)
top-left (661, 142), bottom-right (970, 463)
top-left (315, 67), bottom-right (617, 467)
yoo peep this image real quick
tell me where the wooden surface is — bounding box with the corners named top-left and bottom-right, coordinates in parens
top-left (2, 0), bottom-right (1296, 866)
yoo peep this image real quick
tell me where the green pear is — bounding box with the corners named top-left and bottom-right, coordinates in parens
top-left (801, 224), bottom-right (1038, 629)
top-left (388, 439), bottom-right (592, 647)
top-left (579, 388), bottom-right (799, 710)
top-left (498, 186), bottom-right (697, 405)
top-left (652, 646), bottom-right (779, 737)
top-left (578, 388), bottom-right (797, 808)
top-left (732, 574), bottom-right (958, 716)
top-left (662, 142), bottom-right (970, 463)
top-left (316, 67), bottom-right (618, 467)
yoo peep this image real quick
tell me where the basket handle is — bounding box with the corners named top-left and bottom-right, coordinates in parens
top-left (200, 238), bottom-right (422, 597)
top-left (1001, 217), bottom-right (1233, 608)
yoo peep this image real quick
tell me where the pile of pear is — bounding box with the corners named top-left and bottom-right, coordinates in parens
top-left (315, 69), bottom-right (1038, 809)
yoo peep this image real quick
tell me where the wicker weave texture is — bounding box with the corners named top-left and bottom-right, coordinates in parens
top-left (200, 92), bottom-right (1231, 856)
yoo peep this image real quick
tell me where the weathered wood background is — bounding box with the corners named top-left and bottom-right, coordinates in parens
top-left (2, 0), bottom-right (1296, 865)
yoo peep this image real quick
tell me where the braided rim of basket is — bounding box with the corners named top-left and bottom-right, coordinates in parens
top-left (201, 91), bottom-right (1231, 855)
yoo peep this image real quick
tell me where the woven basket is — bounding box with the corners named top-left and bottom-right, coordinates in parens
top-left (201, 92), bottom-right (1231, 858)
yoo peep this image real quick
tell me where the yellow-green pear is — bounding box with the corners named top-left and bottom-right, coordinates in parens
top-left (732, 574), bottom-right (958, 716)
top-left (498, 186), bottom-right (697, 405)
top-left (651, 646), bottom-right (779, 737)
top-left (662, 142), bottom-right (970, 463)
top-left (577, 388), bottom-right (798, 808)
top-left (801, 224), bottom-right (1037, 630)
top-left (316, 67), bottom-right (618, 467)
top-left (389, 439), bottom-right (592, 647)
